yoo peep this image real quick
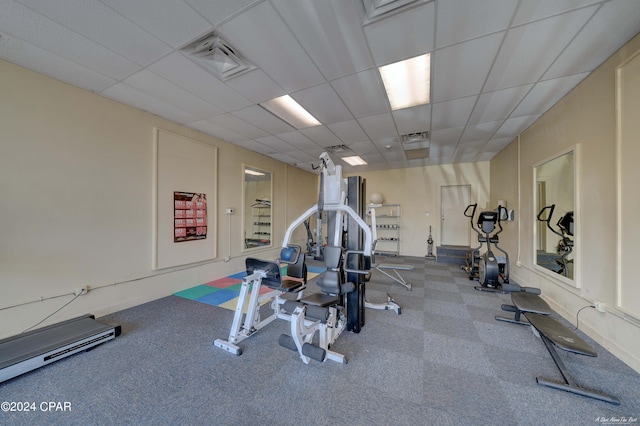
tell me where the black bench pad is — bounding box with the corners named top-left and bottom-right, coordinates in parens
top-left (525, 313), bottom-right (596, 356)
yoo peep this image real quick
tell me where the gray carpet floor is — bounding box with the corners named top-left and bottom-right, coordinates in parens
top-left (2, 257), bottom-right (639, 425)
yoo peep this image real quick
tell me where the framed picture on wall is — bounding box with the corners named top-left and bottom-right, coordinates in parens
top-left (174, 191), bottom-right (207, 242)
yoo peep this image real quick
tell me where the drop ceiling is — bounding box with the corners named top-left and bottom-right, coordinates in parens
top-left (1, 0), bottom-right (639, 173)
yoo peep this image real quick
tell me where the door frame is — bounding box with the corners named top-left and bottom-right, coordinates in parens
top-left (440, 184), bottom-right (471, 247)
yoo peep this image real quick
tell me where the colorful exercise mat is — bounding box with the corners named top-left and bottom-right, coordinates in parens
top-left (174, 265), bottom-right (325, 312)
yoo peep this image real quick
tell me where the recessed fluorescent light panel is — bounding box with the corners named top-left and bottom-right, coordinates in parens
top-left (342, 156), bottom-right (367, 166)
top-left (379, 53), bottom-right (431, 110)
top-left (260, 95), bottom-right (321, 129)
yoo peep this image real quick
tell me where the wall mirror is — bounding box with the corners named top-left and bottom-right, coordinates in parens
top-left (533, 147), bottom-right (577, 284)
top-left (243, 165), bottom-right (272, 250)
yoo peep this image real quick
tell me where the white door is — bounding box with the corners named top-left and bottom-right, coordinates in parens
top-left (441, 185), bottom-right (471, 246)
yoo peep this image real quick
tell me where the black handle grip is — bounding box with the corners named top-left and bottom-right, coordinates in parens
top-left (536, 204), bottom-right (556, 222)
top-left (464, 203), bottom-right (478, 218)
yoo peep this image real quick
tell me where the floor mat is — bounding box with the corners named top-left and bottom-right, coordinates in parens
top-left (174, 265), bottom-right (325, 311)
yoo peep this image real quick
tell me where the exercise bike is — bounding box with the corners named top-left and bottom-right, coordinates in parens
top-left (537, 205), bottom-right (574, 278)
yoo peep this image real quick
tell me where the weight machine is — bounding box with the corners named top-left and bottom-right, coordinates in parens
top-left (215, 152), bottom-right (397, 363)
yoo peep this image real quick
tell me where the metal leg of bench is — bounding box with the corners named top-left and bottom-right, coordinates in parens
top-left (536, 335), bottom-right (620, 405)
top-left (376, 266), bottom-right (411, 291)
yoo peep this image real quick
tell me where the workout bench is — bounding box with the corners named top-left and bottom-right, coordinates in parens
top-left (496, 291), bottom-right (619, 404)
top-left (525, 312), bottom-right (620, 405)
top-left (375, 263), bottom-right (414, 291)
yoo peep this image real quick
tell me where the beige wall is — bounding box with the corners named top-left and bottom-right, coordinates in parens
top-left (0, 60), bottom-right (317, 338)
top-left (491, 33), bottom-right (640, 372)
top-left (346, 162), bottom-right (490, 257)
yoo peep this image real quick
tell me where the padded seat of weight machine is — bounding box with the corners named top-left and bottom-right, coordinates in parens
top-left (301, 292), bottom-right (341, 307)
top-left (245, 258), bottom-right (304, 293)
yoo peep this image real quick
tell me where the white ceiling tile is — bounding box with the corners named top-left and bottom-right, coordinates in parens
top-left (149, 53), bottom-right (252, 112)
top-left (435, 0), bottom-right (519, 48)
top-left (349, 141), bottom-right (381, 155)
top-left (225, 69), bottom-right (284, 103)
top-left (0, 1), bottom-right (138, 79)
top-left (544, 1), bottom-right (640, 79)
top-left (484, 137), bottom-right (514, 152)
top-left (468, 84), bottom-right (533, 124)
top-left (18, 0), bottom-right (171, 65)
top-left (102, 83), bottom-right (198, 124)
top-left (123, 70), bottom-right (223, 118)
top-left (207, 113), bottom-right (270, 139)
top-left (358, 114), bottom-right (398, 139)
top-left (484, 6), bottom-right (597, 91)
top-left (231, 105), bottom-right (296, 135)
top-left (512, 0), bottom-right (602, 26)
top-left (359, 152), bottom-right (388, 165)
top-left (432, 33), bottom-right (504, 102)
top-left (474, 151), bottom-right (498, 162)
top-left (392, 104), bottom-right (431, 135)
top-left (364, 1), bottom-right (435, 66)
top-left (218, 2), bottom-right (325, 92)
top-left (184, 0), bottom-right (259, 26)
top-left (299, 126), bottom-right (343, 147)
top-left (287, 150), bottom-right (320, 163)
top-left (381, 150), bottom-right (406, 162)
top-left (0, 32), bottom-right (116, 92)
top-left (456, 145), bottom-right (481, 157)
top-left (428, 142), bottom-right (456, 161)
top-left (102, 0), bottom-right (212, 48)
top-left (255, 136), bottom-right (296, 152)
top-left (186, 120), bottom-right (246, 143)
top-left (269, 152), bottom-right (299, 164)
top-left (271, 0), bottom-right (374, 80)
top-left (459, 121), bottom-right (502, 147)
top-left (331, 69), bottom-right (390, 118)
top-left (233, 139), bottom-right (276, 155)
top-left (327, 120), bottom-right (370, 143)
top-left (430, 127), bottom-right (465, 147)
top-left (276, 131), bottom-right (323, 150)
top-left (512, 73), bottom-right (589, 118)
top-left (431, 96), bottom-right (477, 131)
top-left (293, 83), bottom-right (353, 125)
top-left (494, 114), bottom-right (541, 139)
top-left (371, 137), bottom-right (398, 151)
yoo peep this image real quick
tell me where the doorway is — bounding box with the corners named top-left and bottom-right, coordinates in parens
top-left (441, 185), bottom-right (471, 246)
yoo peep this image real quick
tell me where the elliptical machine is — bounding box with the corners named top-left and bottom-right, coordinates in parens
top-left (467, 205), bottom-right (511, 292)
top-left (537, 205), bottom-right (574, 278)
top-left (462, 204), bottom-right (481, 280)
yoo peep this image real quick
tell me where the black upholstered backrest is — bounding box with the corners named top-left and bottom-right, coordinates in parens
top-left (318, 246), bottom-right (343, 295)
top-left (245, 258), bottom-right (282, 288)
top-left (285, 248), bottom-right (307, 282)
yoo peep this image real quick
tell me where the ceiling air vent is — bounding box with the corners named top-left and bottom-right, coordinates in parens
top-left (326, 144), bottom-right (352, 153)
top-left (401, 132), bottom-right (429, 160)
top-left (362, 0), bottom-right (432, 23)
top-left (183, 33), bottom-right (255, 81)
